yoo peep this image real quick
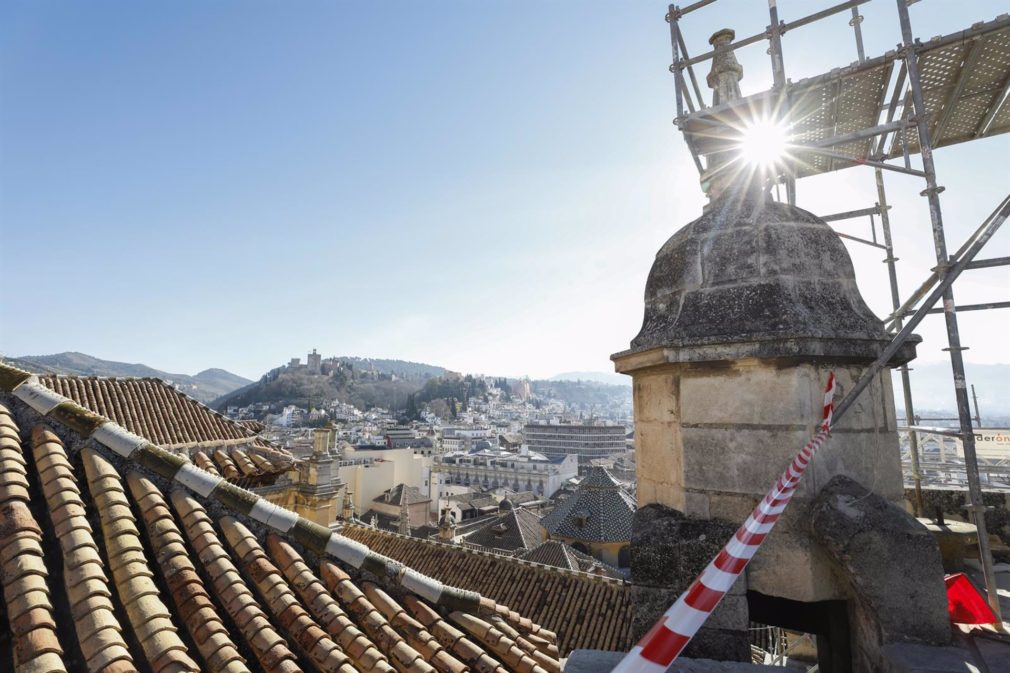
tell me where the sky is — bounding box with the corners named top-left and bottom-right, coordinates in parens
top-left (1, 0), bottom-right (1008, 381)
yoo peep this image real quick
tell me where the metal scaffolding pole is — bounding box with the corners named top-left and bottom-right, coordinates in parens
top-left (896, 0), bottom-right (1001, 622)
top-left (766, 0), bottom-right (796, 206)
top-left (876, 168), bottom-right (924, 517)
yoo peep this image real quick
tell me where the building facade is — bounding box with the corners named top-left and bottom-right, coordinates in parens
top-left (430, 448), bottom-right (578, 505)
top-left (523, 422), bottom-right (627, 466)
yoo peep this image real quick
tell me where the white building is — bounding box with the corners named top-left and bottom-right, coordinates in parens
top-left (430, 446), bottom-right (578, 512)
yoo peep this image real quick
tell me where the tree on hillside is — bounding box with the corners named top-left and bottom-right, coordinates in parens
top-left (405, 393), bottom-right (420, 421)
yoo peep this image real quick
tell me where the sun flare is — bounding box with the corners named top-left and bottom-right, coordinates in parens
top-left (737, 118), bottom-right (790, 169)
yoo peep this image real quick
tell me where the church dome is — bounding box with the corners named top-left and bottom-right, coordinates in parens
top-left (628, 194), bottom-right (917, 364)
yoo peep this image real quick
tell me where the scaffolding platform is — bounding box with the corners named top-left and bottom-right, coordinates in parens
top-left (678, 13), bottom-right (1010, 178)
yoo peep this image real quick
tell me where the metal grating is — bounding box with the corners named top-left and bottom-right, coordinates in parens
top-left (788, 62), bottom-right (892, 176)
top-left (887, 21), bottom-right (1010, 157)
top-left (677, 15), bottom-right (1010, 179)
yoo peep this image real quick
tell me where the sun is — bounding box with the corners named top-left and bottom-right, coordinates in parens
top-left (737, 118), bottom-right (790, 169)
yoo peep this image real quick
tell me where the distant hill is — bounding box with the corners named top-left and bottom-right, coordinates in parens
top-left (4, 352), bottom-right (251, 404)
top-left (531, 379), bottom-right (632, 413)
top-left (212, 356), bottom-right (448, 413)
top-left (549, 371), bottom-right (630, 386)
top-left (334, 356), bottom-right (447, 381)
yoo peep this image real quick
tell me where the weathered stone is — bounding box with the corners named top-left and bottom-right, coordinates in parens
top-left (629, 504), bottom-right (749, 661)
top-left (617, 194), bottom-right (918, 364)
top-left (809, 475), bottom-right (951, 652)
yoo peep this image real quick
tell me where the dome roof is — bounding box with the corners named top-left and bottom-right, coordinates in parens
top-left (625, 194), bottom-right (917, 364)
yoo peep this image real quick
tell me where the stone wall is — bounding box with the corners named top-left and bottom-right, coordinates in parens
top-left (629, 504), bottom-right (750, 662)
top-left (630, 359), bottom-right (903, 602)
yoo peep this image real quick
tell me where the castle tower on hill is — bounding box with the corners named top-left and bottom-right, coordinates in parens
top-left (307, 348), bottom-right (322, 375)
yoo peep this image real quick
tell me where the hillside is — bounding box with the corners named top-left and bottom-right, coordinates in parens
top-left (531, 379), bottom-right (632, 413)
top-left (212, 358), bottom-right (434, 413)
top-left (549, 371), bottom-right (630, 386)
top-left (4, 352), bottom-right (251, 404)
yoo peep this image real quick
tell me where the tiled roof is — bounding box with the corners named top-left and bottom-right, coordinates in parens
top-left (447, 492), bottom-right (497, 510)
top-left (518, 541), bottom-right (623, 579)
top-left (462, 507), bottom-right (543, 553)
top-left (341, 525), bottom-right (634, 655)
top-left (0, 364), bottom-right (563, 673)
top-left (540, 467), bottom-right (635, 543)
top-left (39, 374), bottom-right (279, 453)
top-left (374, 483), bottom-right (430, 506)
top-left (37, 374), bottom-right (293, 485)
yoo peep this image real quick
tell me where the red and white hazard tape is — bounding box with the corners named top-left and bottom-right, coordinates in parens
top-left (613, 373), bottom-right (837, 673)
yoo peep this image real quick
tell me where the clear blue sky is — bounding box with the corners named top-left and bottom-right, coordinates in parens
top-left (2, 0), bottom-right (1007, 380)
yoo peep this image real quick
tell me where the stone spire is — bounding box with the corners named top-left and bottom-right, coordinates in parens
top-left (341, 487), bottom-right (355, 521)
top-left (398, 491), bottom-right (410, 536)
top-left (702, 29), bottom-right (750, 202)
top-left (706, 29), bottom-right (742, 106)
top-left (312, 427), bottom-right (329, 455)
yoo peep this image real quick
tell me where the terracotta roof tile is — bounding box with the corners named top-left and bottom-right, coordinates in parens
top-left (0, 413), bottom-right (65, 673)
top-left (28, 425), bottom-right (139, 673)
top-left (320, 561), bottom-right (436, 673)
top-left (266, 535), bottom-right (394, 673)
top-left (449, 612), bottom-right (551, 673)
top-left (404, 596), bottom-right (510, 673)
top-left (213, 450), bottom-right (242, 481)
top-left (192, 451), bottom-right (221, 476)
top-left (341, 526), bottom-right (632, 655)
top-left (39, 376), bottom-right (256, 450)
top-left (127, 472), bottom-right (251, 673)
top-left (362, 582), bottom-right (469, 673)
top-left (81, 447), bottom-right (201, 673)
top-left (171, 491), bottom-right (304, 673)
top-left (219, 517), bottom-right (357, 673)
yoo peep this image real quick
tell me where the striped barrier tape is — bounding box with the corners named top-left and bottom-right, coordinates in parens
top-left (612, 373), bottom-right (837, 673)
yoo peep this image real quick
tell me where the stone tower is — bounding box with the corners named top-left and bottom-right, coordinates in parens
top-left (609, 29), bottom-right (938, 667)
top-left (293, 426), bottom-right (342, 525)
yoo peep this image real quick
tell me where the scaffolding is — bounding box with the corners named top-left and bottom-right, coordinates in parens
top-left (665, 0), bottom-right (1010, 622)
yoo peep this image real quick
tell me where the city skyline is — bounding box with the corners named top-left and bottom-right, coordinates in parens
top-left (2, 0), bottom-right (1008, 381)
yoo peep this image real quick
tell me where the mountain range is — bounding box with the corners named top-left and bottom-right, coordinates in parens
top-left (5, 352), bottom-right (1005, 421)
top-left (3, 352), bottom-right (251, 404)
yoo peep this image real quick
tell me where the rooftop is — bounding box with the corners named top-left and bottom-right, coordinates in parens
top-left (540, 467), bottom-right (635, 544)
top-left (0, 364), bottom-right (567, 672)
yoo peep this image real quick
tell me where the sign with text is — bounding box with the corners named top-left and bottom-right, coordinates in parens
top-left (971, 429), bottom-right (1010, 461)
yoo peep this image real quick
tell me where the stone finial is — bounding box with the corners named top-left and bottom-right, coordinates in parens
top-left (702, 29), bottom-right (748, 201)
top-left (398, 492), bottom-right (411, 536)
top-left (706, 29), bottom-right (742, 106)
top-left (438, 507), bottom-right (457, 542)
top-left (341, 488), bottom-right (355, 520)
top-left (312, 427), bottom-right (329, 455)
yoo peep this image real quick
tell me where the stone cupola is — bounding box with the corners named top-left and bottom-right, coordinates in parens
top-left (627, 193), bottom-right (918, 365)
top-left (611, 28), bottom-right (924, 662)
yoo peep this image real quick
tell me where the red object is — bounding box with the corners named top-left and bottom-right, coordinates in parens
top-left (945, 573), bottom-right (999, 625)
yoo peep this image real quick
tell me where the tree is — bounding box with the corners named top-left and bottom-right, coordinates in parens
top-left (405, 393), bottom-right (419, 421)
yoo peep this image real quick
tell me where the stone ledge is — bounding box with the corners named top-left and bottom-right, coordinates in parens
top-left (564, 650), bottom-right (781, 673)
